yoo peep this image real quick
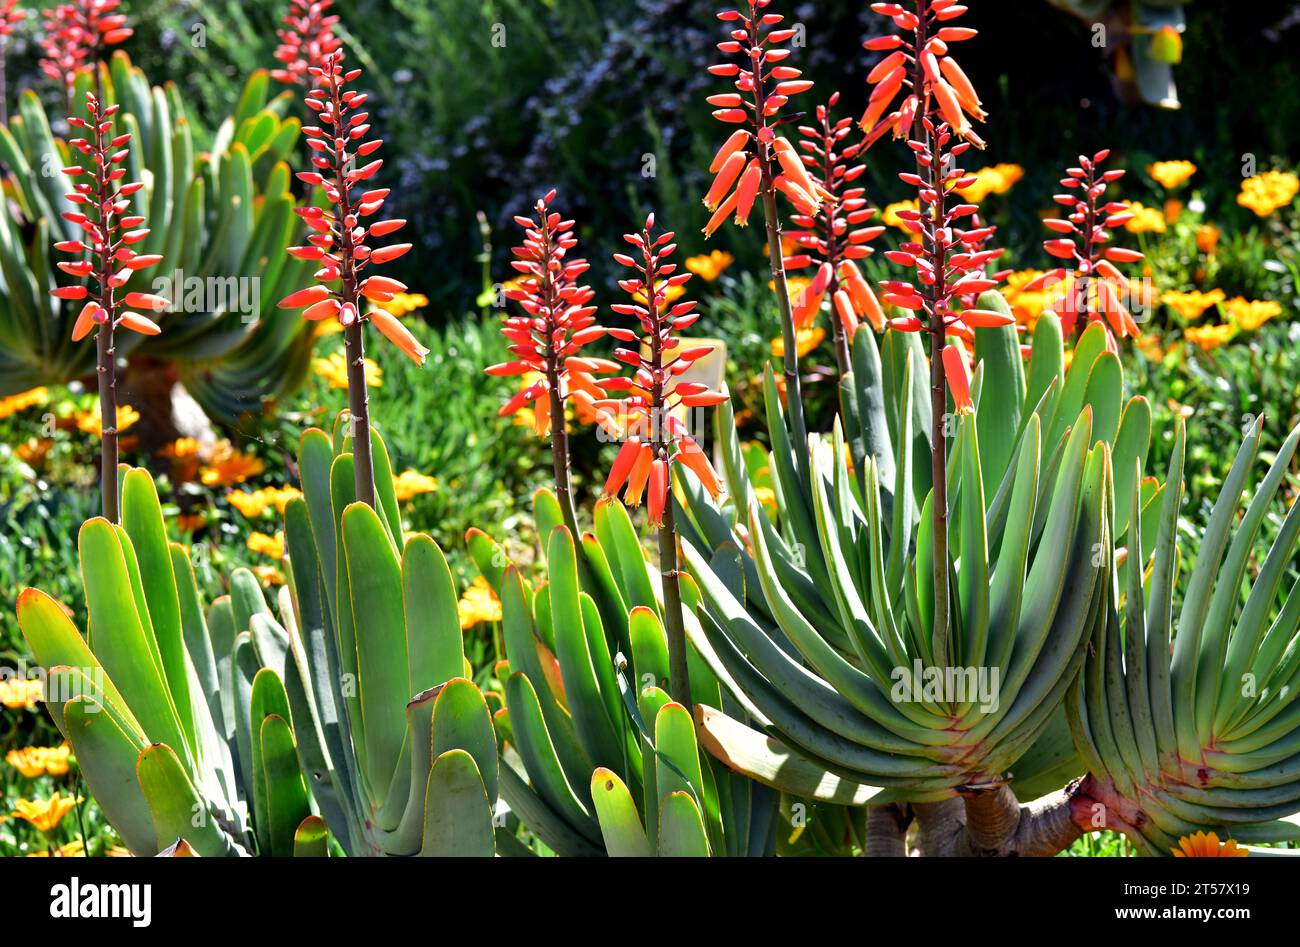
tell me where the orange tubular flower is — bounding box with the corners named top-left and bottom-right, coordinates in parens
top-left (279, 50), bottom-right (419, 508)
top-left (864, 0), bottom-right (995, 657)
top-left (486, 191), bottom-right (617, 534)
top-left (270, 0), bottom-right (342, 87)
top-left (1023, 150), bottom-right (1143, 340)
top-left (860, 1), bottom-right (985, 149)
top-left (39, 0), bottom-right (131, 104)
top-left (51, 88), bottom-right (162, 522)
top-left (601, 215), bottom-right (725, 527)
top-left (603, 215), bottom-right (725, 710)
top-left (703, 1), bottom-right (825, 236)
top-left (786, 91), bottom-right (886, 374)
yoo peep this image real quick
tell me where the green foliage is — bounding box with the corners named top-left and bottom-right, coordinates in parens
top-left (0, 54), bottom-right (316, 422)
top-left (468, 491), bottom-right (778, 856)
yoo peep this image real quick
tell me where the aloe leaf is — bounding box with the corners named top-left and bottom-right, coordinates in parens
top-left (418, 750), bottom-right (495, 856)
top-left (590, 768), bottom-right (653, 856)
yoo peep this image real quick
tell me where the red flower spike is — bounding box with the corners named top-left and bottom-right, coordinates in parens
top-left (271, 0), bottom-right (342, 87)
top-left (702, 1), bottom-right (825, 237)
top-left (602, 216), bottom-right (725, 528)
top-left (487, 191), bottom-right (617, 442)
top-left (39, 0), bottom-right (131, 103)
top-left (861, 0), bottom-right (985, 147)
top-left (786, 91), bottom-right (886, 373)
top-left (50, 88), bottom-right (162, 522)
top-left (281, 50), bottom-right (429, 363)
top-left (1031, 149), bottom-right (1143, 340)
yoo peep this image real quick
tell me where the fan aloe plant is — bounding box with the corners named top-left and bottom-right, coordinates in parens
top-left (15, 431), bottom-right (500, 856)
top-left (0, 53), bottom-right (317, 422)
top-left (466, 491), bottom-right (777, 856)
top-left (1069, 418), bottom-right (1300, 856)
top-left (676, 298), bottom-right (1170, 854)
top-left (279, 417), bottom-right (499, 856)
top-left (16, 467), bottom-right (318, 856)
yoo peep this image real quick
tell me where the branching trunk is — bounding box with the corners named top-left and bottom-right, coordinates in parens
top-left (864, 803), bottom-right (912, 857)
top-left (908, 778), bottom-right (1100, 856)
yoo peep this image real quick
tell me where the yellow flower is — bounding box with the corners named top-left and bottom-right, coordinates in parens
top-left (1160, 288), bottom-right (1224, 321)
top-left (0, 387), bottom-right (49, 420)
top-left (771, 276), bottom-right (811, 303)
top-left (227, 485), bottom-right (303, 519)
top-left (1122, 201), bottom-right (1167, 234)
top-left (770, 326), bottom-right (825, 358)
top-left (247, 531), bottom-right (285, 560)
top-left (15, 437), bottom-right (53, 467)
top-left (252, 565), bottom-right (285, 587)
top-left (1184, 324), bottom-right (1235, 351)
top-left (314, 351), bottom-right (383, 390)
top-left (1172, 831), bottom-right (1248, 857)
top-left (393, 470), bottom-right (438, 501)
top-left (0, 677), bottom-right (43, 710)
top-left (882, 199), bottom-right (920, 231)
top-left (75, 403), bottom-right (139, 437)
top-left (753, 486), bottom-right (777, 513)
top-left (161, 437), bottom-right (202, 460)
top-left (1134, 334), bottom-right (1165, 362)
top-left (633, 283), bottom-right (685, 306)
top-left (6, 744), bottom-right (72, 778)
top-left (1224, 297), bottom-right (1282, 331)
top-left (685, 250), bottom-right (734, 282)
top-left (458, 576), bottom-right (502, 629)
top-left (375, 292), bottom-right (428, 318)
top-left (26, 840), bottom-right (86, 857)
top-left (1196, 223), bottom-right (1220, 254)
top-left (1147, 160), bottom-right (1196, 190)
top-left (1237, 171), bottom-right (1299, 217)
top-left (11, 792), bottom-right (82, 832)
top-left (199, 442), bottom-right (265, 488)
top-left (955, 163), bottom-right (1024, 202)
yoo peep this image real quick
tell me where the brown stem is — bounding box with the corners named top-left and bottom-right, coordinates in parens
top-left (911, 779), bottom-right (1094, 856)
top-left (909, 5), bottom-right (950, 663)
top-left (645, 237), bottom-right (690, 710)
top-left (343, 320), bottom-right (376, 508)
top-left (546, 371), bottom-right (580, 540)
top-left (658, 500), bottom-right (691, 713)
top-left (747, 11), bottom-right (810, 482)
top-left (96, 320), bottom-right (119, 522)
top-left (864, 803), bottom-right (911, 857)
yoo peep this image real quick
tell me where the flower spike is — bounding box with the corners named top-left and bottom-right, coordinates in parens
top-left (279, 49), bottom-right (421, 508)
top-left (785, 91), bottom-right (886, 374)
top-left (487, 190), bottom-right (618, 537)
top-left (271, 0), bottom-right (342, 87)
top-left (1023, 150), bottom-right (1145, 339)
top-left (39, 0), bottom-right (132, 106)
top-left (50, 89), bottom-right (162, 522)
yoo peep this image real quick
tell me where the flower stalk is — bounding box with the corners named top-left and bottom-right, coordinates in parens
top-left (706, 0), bottom-right (823, 478)
top-left (1026, 150), bottom-right (1144, 340)
top-left (279, 49), bottom-right (422, 510)
top-left (603, 215), bottom-right (727, 709)
top-left (863, 0), bottom-right (1006, 660)
top-left (488, 191), bottom-right (617, 539)
top-left (52, 91), bottom-right (165, 522)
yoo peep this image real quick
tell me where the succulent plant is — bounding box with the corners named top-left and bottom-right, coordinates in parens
top-left (676, 303), bottom-right (1169, 853)
top-left (1069, 417), bottom-right (1300, 856)
top-left (467, 491), bottom-right (777, 856)
top-left (0, 53), bottom-right (317, 424)
top-left (280, 417), bottom-right (499, 855)
top-left (16, 467), bottom-right (314, 856)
